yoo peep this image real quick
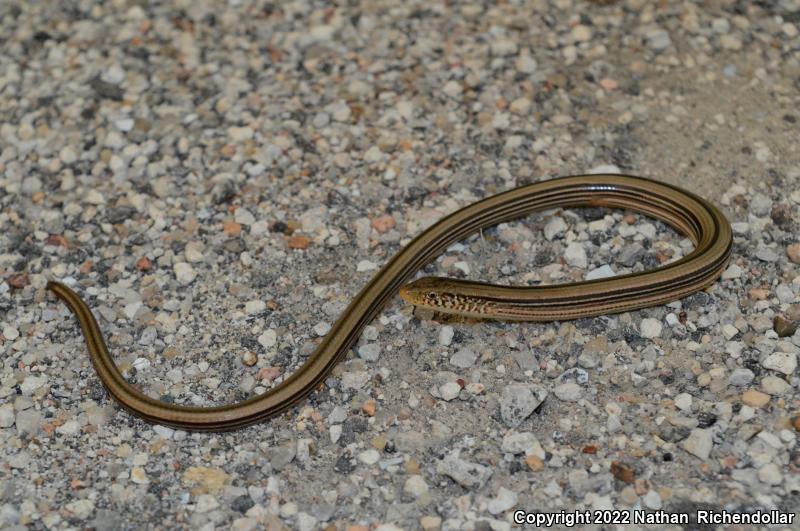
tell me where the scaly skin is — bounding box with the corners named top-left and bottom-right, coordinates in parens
top-left (46, 174), bottom-right (731, 430)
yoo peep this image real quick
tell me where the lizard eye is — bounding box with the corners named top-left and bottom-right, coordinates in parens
top-left (428, 292), bottom-right (437, 299)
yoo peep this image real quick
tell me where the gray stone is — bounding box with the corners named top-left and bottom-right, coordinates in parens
top-left (646, 29), bottom-right (672, 50)
top-left (750, 193), bottom-right (772, 216)
top-left (269, 442), bottom-right (296, 471)
top-left (15, 409), bottom-right (42, 436)
top-left (729, 368), bottom-right (755, 386)
top-left (577, 351), bottom-right (598, 369)
top-left (544, 217), bottom-right (567, 240)
top-left (436, 451), bottom-right (492, 488)
top-left (487, 487), bottom-right (517, 515)
top-left (438, 381), bottom-right (462, 401)
top-left (500, 384), bottom-right (548, 427)
top-left (450, 348), bottom-right (477, 368)
top-left (619, 243), bottom-right (645, 266)
top-left (585, 265), bottom-right (616, 280)
top-left (554, 382), bottom-right (582, 402)
top-left (755, 246), bottom-right (779, 262)
top-left (403, 475), bottom-right (429, 497)
top-left (501, 431), bottom-right (539, 455)
top-left (681, 428), bottom-right (713, 460)
top-left (357, 343), bottom-right (381, 362)
top-left (438, 326), bottom-right (454, 346)
top-left (0, 405), bottom-right (14, 428)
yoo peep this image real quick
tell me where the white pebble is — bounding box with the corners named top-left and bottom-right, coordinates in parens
top-left (245, 300), bottom-right (266, 315)
top-left (515, 54), bottom-right (538, 74)
top-left (2, 326), bottom-right (19, 340)
top-left (642, 490), bottom-right (662, 510)
top-left (59, 146), bottom-right (77, 164)
top-left (564, 242), bottom-right (588, 268)
top-left (0, 404), bottom-right (15, 428)
top-left (438, 326), bottom-right (454, 346)
top-left (761, 351), bottom-right (797, 376)
top-left (439, 381), bottom-right (462, 401)
top-left (721, 264), bottom-right (742, 279)
top-left (313, 322), bottom-right (331, 336)
top-left (234, 208), bottom-right (256, 225)
top-left (362, 326), bottom-right (379, 341)
top-left (329, 424), bottom-right (342, 444)
top-left (674, 393), bottom-right (692, 411)
top-left (258, 329), bottom-right (277, 348)
top-left (453, 261), bottom-right (470, 275)
top-left (115, 118), bottom-right (134, 132)
top-left (554, 382), bottom-right (582, 402)
top-left (571, 24), bottom-right (592, 42)
top-left (194, 494), bottom-right (219, 513)
top-left (357, 260), bottom-right (378, 272)
top-left (757, 463), bottom-right (783, 485)
top-left (184, 242), bottom-right (204, 263)
top-left (585, 265), bottom-right (615, 281)
top-left (153, 425), bottom-right (175, 439)
top-left (85, 190), bottom-right (105, 204)
top-left (133, 357), bottom-right (151, 371)
top-left (20, 375), bottom-right (47, 395)
top-left (682, 428), bottom-right (713, 460)
top-left (403, 475), bottom-right (429, 497)
top-left (544, 217), bottom-right (568, 240)
top-left (722, 324), bottom-right (739, 340)
top-left (487, 487), bottom-right (518, 515)
top-left (228, 126), bottom-right (253, 142)
top-left (173, 262), bottom-right (196, 285)
top-left (357, 343), bottom-right (380, 362)
top-left (56, 420), bottom-right (80, 436)
top-left (590, 164), bottom-right (622, 174)
top-left (639, 318), bottom-right (663, 339)
top-left (443, 80), bottom-right (462, 98)
top-left (358, 449), bottom-right (380, 465)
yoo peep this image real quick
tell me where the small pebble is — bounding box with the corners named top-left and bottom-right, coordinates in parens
top-left (742, 390), bottom-right (770, 408)
top-left (438, 326), bottom-right (454, 346)
top-left (357, 260), bottom-right (378, 272)
top-left (245, 300), bottom-right (266, 314)
top-left (287, 235), bottom-right (311, 249)
top-left (242, 351), bottom-right (258, 367)
top-left (258, 329), bottom-right (277, 348)
top-left (544, 217), bottom-right (567, 240)
top-left (787, 243), bottom-right (800, 264)
top-left (449, 348), bottom-right (477, 368)
top-left (173, 262), bottom-right (196, 285)
top-left (554, 382), bottom-right (582, 402)
top-left (774, 315), bottom-right (798, 337)
top-left (646, 28), bottom-right (672, 51)
top-left (403, 476), bottom-right (429, 498)
top-left (313, 322), bottom-right (331, 336)
top-left (0, 405), bottom-right (16, 428)
top-left (438, 382), bottom-right (461, 402)
top-left (761, 351), bottom-right (797, 376)
top-left (639, 318), bottom-right (663, 339)
top-left (721, 264), bottom-right (742, 279)
top-left (564, 242), bottom-right (588, 268)
top-left (682, 428), bottom-right (713, 460)
top-left (358, 449), bottom-right (380, 465)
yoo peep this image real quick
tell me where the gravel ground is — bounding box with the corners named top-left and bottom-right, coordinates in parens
top-left (2, 1), bottom-right (800, 530)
